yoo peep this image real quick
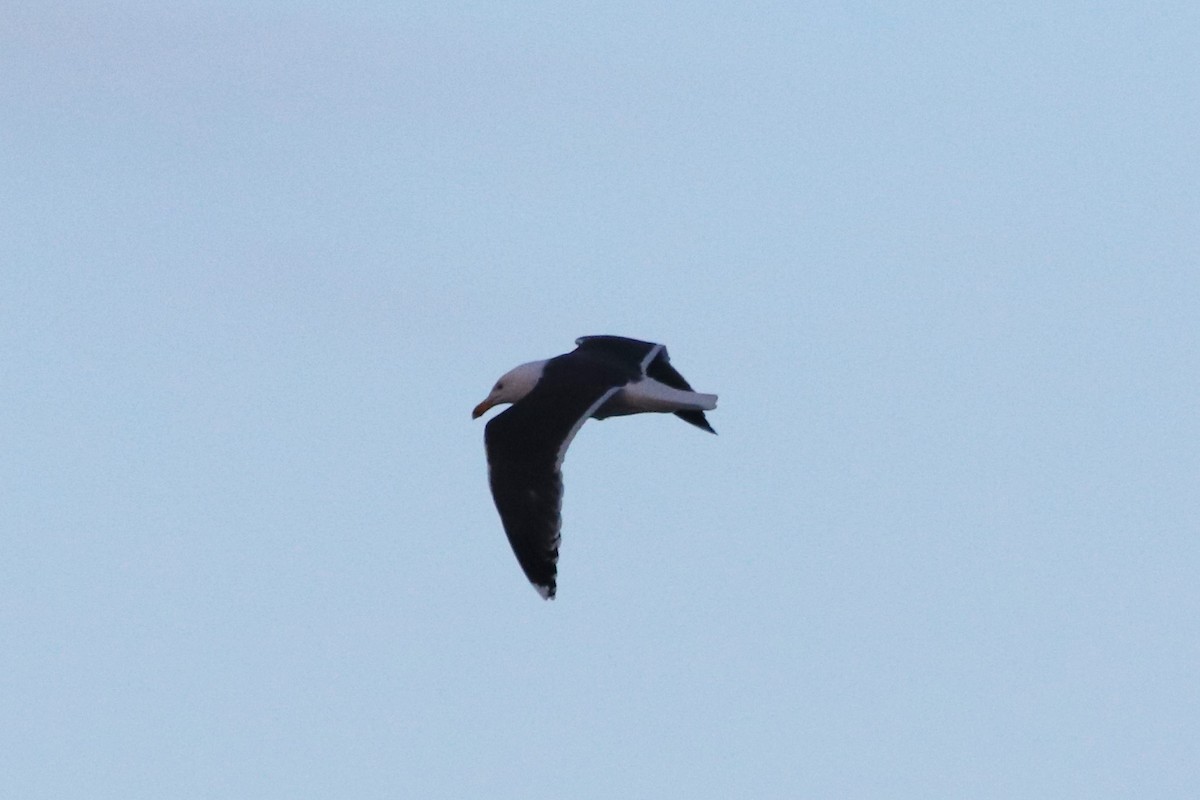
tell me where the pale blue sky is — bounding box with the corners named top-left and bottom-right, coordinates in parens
top-left (3, 3), bottom-right (1198, 798)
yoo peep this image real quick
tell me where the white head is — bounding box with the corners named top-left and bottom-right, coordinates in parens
top-left (472, 360), bottom-right (548, 419)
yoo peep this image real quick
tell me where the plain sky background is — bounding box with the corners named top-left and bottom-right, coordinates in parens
top-left (3, 3), bottom-right (1198, 798)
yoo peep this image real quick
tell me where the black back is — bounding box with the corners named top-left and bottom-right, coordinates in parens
top-left (576, 335), bottom-right (715, 433)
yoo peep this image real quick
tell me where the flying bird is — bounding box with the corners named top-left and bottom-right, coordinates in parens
top-left (472, 335), bottom-right (717, 599)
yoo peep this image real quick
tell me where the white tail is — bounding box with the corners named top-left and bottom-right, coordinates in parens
top-left (622, 378), bottom-right (718, 413)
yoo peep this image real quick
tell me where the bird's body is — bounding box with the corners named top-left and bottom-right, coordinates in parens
top-left (472, 336), bottom-right (717, 598)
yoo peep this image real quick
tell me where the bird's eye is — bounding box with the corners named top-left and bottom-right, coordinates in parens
top-left (495, 382), bottom-right (504, 391)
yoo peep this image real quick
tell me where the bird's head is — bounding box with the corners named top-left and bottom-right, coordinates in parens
top-left (472, 360), bottom-right (547, 419)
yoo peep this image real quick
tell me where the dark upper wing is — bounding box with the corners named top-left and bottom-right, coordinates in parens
top-left (483, 447), bottom-right (564, 598)
top-left (483, 360), bottom-right (621, 598)
top-left (572, 335), bottom-right (660, 378)
top-left (644, 346), bottom-right (717, 434)
top-left (576, 336), bottom-right (715, 433)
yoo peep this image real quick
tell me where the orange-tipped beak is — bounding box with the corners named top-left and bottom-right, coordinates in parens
top-left (472, 398), bottom-right (496, 419)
